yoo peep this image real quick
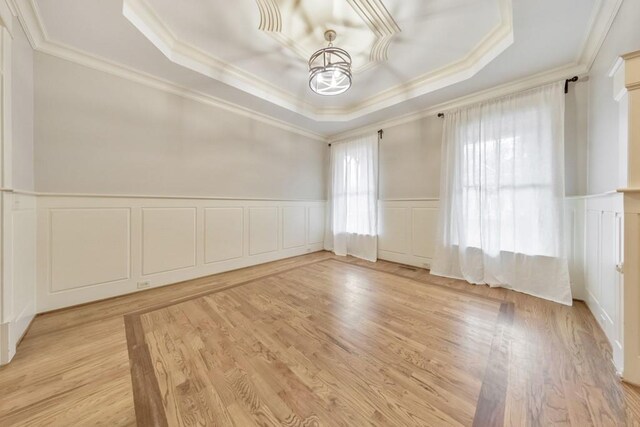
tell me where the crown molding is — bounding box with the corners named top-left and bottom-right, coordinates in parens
top-left (332, 0), bottom-right (514, 120)
top-left (577, 0), bottom-right (623, 70)
top-left (329, 0), bottom-right (622, 140)
top-left (13, 0), bottom-right (328, 141)
top-left (329, 62), bottom-right (588, 141)
top-left (12, 0), bottom-right (622, 130)
top-left (122, 0), bottom-right (320, 117)
top-left (122, 0), bottom-right (512, 121)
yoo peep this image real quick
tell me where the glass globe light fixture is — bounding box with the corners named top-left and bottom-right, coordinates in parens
top-left (309, 30), bottom-right (352, 96)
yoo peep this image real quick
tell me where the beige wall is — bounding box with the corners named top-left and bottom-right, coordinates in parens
top-left (12, 17), bottom-right (34, 191)
top-left (34, 53), bottom-right (327, 200)
top-left (565, 80), bottom-right (589, 196)
top-left (379, 115), bottom-right (442, 200)
top-left (377, 80), bottom-right (588, 200)
top-left (587, 0), bottom-right (640, 194)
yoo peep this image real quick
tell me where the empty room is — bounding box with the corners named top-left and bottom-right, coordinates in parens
top-left (1, 0), bottom-right (640, 425)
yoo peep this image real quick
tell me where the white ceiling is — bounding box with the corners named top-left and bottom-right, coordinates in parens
top-left (13, 0), bottom-right (621, 137)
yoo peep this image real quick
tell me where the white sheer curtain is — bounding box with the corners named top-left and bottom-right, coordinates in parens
top-left (432, 82), bottom-right (572, 305)
top-left (324, 133), bottom-right (378, 262)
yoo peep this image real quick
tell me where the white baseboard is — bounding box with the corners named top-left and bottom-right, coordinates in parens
top-left (0, 322), bottom-right (11, 365)
top-left (378, 250), bottom-right (431, 269)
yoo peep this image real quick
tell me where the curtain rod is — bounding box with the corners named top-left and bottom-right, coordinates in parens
top-left (328, 129), bottom-right (383, 147)
top-left (436, 76), bottom-right (580, 117)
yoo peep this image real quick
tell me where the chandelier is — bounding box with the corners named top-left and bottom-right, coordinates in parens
top-left (309, 30), bottom-right (352, 96)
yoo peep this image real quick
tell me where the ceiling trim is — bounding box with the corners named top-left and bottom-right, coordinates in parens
top-left (256, 0), bottom-right (401, 74)
top-left (347, 0), bottom-right (401, 63)
top-left (0, 0), bottom-right (14, 34)
top-left (12, 0), bottom-right (327, 141)
top-left (13, 0), bottom-right (624, 132)
top-left (329, 0), bottom-right (624, 139)
top-left (327, 0), bottom-right (514, 120)
top-left (122, 0), bottom-right (319, 116)
top-left (121, 0), bottom-right (514, 121)
top-left (329, 62), bottom-right (588, 141)
top-left (577, 0), bottom-right (623, 69)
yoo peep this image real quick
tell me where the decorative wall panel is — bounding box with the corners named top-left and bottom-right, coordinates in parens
top-left (50, 208), bottom-right (130, 291)
top-left (282, 206), bottom-right (306, 249)
top-left (249, 207), bottom-right (279, 255)
top-left (205, 207), bottom-right (243, 263)
top-left (142, 208), bottom-right (196, 275)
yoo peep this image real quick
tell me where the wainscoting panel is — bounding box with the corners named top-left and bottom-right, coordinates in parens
top-left (582, 193), bottom-right (624, 372)
top-left (1, 193), bottom-right (37, 364)
top-left (282, 206), bottom-right (306, 249)
top-left (249, 207), bottom-right (279, 255)
top-left (50, 208), bottom-right (130, 291)
top-left (412, 207), bottom-right (438, 259)
top-left (564, 197), bottom-right (586, 301)
top-left (142, 208), bottom-right (196, 276)
top-left (307, 206), bottom-right (325, 245)
top-left (204, 207), bottom-right (243, 263)
top-left (379, 198), bottom-right (592, 301)
top-left (36, 196), bottom-right (325, 311)
top-left (378, 200), bottom-right (439, 268)
top-left (378, 207), bottom-right (407, 255)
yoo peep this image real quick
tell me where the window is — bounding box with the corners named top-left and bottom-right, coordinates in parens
top-left (326, 133), bottom-right (378, 261)
top-left (432, 82), bottom-right (572, 305)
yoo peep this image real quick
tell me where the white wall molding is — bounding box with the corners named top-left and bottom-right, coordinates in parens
top-left (584, 191), bottom-right (624, 372)
top-left (6, 189), bottom-right (325, 202)
top-left (329, 64), bottom-right (589, 141)
top-left (563, 192), bottom-right (625, 373)
top-left (328, 0), bottom-right (622, 140)
top-left (12, 0), bottom-right (327, 141)
top-left (123, 0), bottom-right (512, 120)
top-left (36, 194), bottom-right (326, 312)
top-left (378, 198), bottom-right (589, 301)
top-left (578, 0), bottom-right (624, 70)
top-left (13, 0), bottom-right (620, 126)
top-left (122, 0), bottom-right (317, 117)
top-left (378, 199), bottom-right (439, 269)
top-left (1, 192), bottom-right (36, 365)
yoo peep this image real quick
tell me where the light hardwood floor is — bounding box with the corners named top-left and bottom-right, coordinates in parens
top-left (1, 251), bottom-right (639, 426)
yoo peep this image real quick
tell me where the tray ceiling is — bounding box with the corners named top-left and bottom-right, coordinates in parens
top-left (121, 0), bottom-right (512, 118)
top-left (13, 0), bottom-right (620, 136)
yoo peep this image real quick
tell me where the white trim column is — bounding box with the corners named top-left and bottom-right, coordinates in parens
top-left (612, 50), bottom-right (640, 384)
top-left (0, 4), bottom-right (13, 365)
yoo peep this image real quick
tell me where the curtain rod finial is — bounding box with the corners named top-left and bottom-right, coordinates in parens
top-left (564, 76), bottom-right (579, 94)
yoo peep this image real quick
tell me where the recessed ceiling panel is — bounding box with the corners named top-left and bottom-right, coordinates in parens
top-left (122, 0), bottom-right (513, 118)
top-left (23, 0), bottom-right (610, 133)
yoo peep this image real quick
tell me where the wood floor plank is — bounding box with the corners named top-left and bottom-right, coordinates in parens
top-left (0, 252), bottom-right (638, 426)
top-left (125, 260), bottom-right (510, 426)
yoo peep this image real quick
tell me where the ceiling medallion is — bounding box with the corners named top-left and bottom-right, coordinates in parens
top-left (308, 30), bottom-right (352, 96)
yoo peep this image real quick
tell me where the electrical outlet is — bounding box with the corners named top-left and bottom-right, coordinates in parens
top-left (137, 281), bottom-right (150, 289)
